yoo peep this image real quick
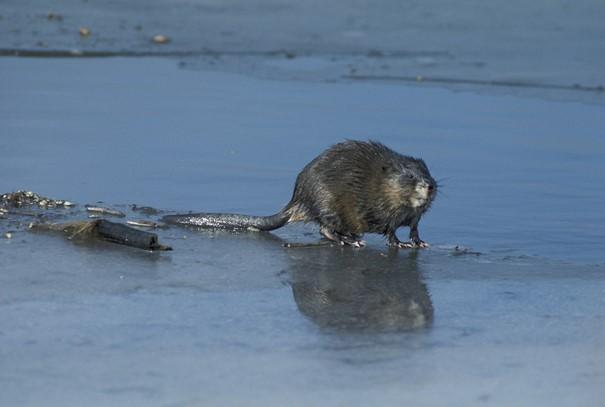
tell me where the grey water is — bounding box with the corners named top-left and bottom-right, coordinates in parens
top-left (1, 1), bottom-right (605, 406)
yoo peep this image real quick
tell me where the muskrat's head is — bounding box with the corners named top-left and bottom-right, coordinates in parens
top-left (392, 157), bottom-right (437, 209)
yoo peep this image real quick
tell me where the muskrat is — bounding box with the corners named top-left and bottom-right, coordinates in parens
top-left (162, 140), bottom-right (437, 248)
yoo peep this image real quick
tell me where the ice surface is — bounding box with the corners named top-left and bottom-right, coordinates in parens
top-left (1, 1), bottom-right (605, 404)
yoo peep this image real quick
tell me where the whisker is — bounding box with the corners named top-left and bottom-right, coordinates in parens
top-left (436, 177), bottom-right (450, 187)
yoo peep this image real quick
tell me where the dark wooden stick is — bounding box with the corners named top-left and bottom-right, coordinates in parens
top-left (95, 220), bottom-right (171, 251)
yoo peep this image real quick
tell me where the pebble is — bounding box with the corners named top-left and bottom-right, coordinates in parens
top-left (47, 12), bottom-right (63, 21)
top-left (152, 34), bottom-right (170, 44)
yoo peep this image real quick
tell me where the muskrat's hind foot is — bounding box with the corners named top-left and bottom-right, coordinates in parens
top-left (320, 226), bottom-right (366, 248)
top-left (347, 238), bottom-right (367, 248)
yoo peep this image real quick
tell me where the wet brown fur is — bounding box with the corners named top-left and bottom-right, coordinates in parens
top-left (282, 140), bottom-right (437, 247)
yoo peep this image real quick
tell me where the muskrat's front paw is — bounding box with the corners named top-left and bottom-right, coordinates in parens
top-left (391, 239), bottom-right (429, 249)
top-left (415, 240), bottom-right (430, 248)
top-left (410, 238), bottom-right (430, 248)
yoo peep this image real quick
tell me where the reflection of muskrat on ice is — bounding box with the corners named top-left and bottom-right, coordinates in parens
top-left (163, 140), bottom-right (437, 248)
top-left (286, 248), bottom-right (433, 332)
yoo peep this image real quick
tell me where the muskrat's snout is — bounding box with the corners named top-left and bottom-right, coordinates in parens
top-left (407, 177), bottom-right (436, 208)
top-left (427, 178), bottom-right (439, 203)
top-left (427, 178), bottom-right (438, 194)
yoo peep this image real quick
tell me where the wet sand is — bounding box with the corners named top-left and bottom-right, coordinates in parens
top-left (1, 1), bottom-right (605, 406)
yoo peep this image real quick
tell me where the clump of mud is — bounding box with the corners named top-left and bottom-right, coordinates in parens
top-left (2, 190), bottom-right (171, 251)
top-left (1, 190), bottom-right (74, 209)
